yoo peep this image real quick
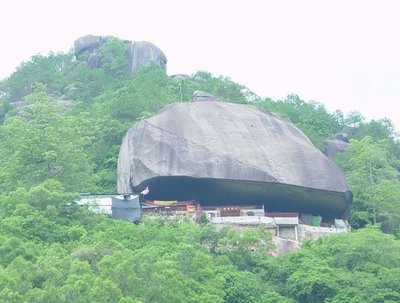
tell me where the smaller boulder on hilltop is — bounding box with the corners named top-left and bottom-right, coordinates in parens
top-left (192, 91), bottom-right (219, 101)
top-left (324, 133), bottom-right (349, 158)
top-left (73, 35), bottom-right (167, 75)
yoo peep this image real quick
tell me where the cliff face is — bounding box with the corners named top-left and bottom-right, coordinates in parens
top-left (118, 100), bottom-right (352, 218)
top-left (73, 35), bottom-right (167, 75)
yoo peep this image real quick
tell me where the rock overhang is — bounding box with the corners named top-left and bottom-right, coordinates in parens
top-left (133, 175), bottom-right (352, 219)
top-left (118, 101), bottom-right (352, 218)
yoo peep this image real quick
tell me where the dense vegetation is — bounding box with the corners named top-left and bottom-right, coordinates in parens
top-left (0, 37), bottom-right (399, 302)
top-left (0, 192), bottom-right (399, 302)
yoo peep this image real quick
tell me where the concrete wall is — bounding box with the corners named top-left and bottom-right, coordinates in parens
top-left (273, 238), bottom-right (300, 256)
top-left (298, 224), bottom-right (348, 240)
top-left (211, 216), bottom-right (275, 226)
top-left (278, 226), bottom-right (297, 241)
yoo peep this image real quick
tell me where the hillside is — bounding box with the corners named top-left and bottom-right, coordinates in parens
top-left (1, 35), bottom-right (399, 230)
top-left (0, 36), bottom-right (399, 302)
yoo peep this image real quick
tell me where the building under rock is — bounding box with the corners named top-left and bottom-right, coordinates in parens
top-left (77, 194), bottom-right (350, 255)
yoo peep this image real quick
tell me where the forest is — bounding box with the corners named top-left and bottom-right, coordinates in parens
top-left (0, 37), bottom-right (399, 302)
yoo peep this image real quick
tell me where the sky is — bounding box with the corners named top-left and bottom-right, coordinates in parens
top-left (1, 0), bottom-right (399, 131)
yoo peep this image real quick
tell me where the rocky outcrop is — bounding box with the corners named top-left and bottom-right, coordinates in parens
top-left (334, 133), bottom-right (349, 142)
top-left (118, 100), bottom-right (352, 218)
top-left (125, 41), bottom-right (167, 75)
top-left (192, 91), bottom-right (219, 101)
top-left (74, 35), bottom-right (102, 56)
top-left (324, 133), bottom-right (349, 158)
top-left (73, 35), bottom-right (167, 75)
top-left (170, 74), bottom-right (192, 82)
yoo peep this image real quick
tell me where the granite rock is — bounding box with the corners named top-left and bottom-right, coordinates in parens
top-left (117, 101), bottom-right (352, 217)
top-left (73, 35), bottom-right (167, 75)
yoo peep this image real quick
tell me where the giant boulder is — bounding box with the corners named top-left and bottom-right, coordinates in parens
top-left (118, 101), bottom-right (352, 218)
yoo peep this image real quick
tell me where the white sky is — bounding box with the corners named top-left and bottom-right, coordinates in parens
top-left (1, 0), bottom-right (399, 131)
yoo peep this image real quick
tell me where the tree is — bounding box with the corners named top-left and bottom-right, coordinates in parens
top-left (258, 94), bottom-right (340, 149)
top-left (343, 110), bottom-right (365, 129)
top-left (99, 37), bottom-right (130, 79)
top-left (101, 63), bottom-right (174, 121)
top-left (3, 52), bottom-right (74, 101)
top-left (0, 288), bottom-right (25, 303)
top-left (223, 271), bottom-right (262, 303)
top-left (0, 83), bottom-right (96, 193)
top-left (334, 136), bottom-right (399, 230)
top-left (282, 228), bottom-right (400, 303)
top-left (352, 118), bottom-right (398, 142)
top-left (285, 256), bottom-right (338, 303)
top-left (191, 71), bottom-right (249, 103)
top-left (259, 291), bottom-right (295, 303)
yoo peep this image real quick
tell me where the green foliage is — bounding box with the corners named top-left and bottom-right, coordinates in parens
top-left (65, 63), bottom-right (111, 101)
top-left (101, 63), bottom-right (174, 121)
top-left (282, 228), bottom-right (400, 303)
top-left (335, 136), bottom-right (400, 231)
top-left (0, 194), bottom-right (281, 303)
top-left (0, 84), bottom-right (96, 193)
top-left (259, 291), bottom-right (295, 303)
top-left (1, 170), bottom-right (400, 303)
top-left (223, 271), bottom-right (261, 303)
top-left (61, 38), bottom-right (130, 103)
top-left (169, 71), bottom-right (252, 104)
top-left (191, 71), bottom-right (250, 103)
top-left (352, 117), bottom-right (398, 142)
top-left (0, 99), bottom-right (12, 123)
top-left (258, 94), bottom-right (341, 149)
top-left (2, 51), bottom-right (74, 101)
top-left (1, 192), bottom-right (399, 303)
top-left (99, 37), bottom-right (130, 79)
